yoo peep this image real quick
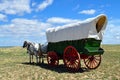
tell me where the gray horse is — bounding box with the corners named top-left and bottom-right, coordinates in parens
top-left (23, 41), bottom-right (44, 64)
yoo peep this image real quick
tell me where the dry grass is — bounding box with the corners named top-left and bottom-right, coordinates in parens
top-left (0, 45), bottom-right (120, 80)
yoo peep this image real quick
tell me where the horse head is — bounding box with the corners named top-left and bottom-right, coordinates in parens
top-left (23, 41), bottom-right (28, 48)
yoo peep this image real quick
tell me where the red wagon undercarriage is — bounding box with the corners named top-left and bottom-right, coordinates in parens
top-left (47, 46), bottom-right (101, 71)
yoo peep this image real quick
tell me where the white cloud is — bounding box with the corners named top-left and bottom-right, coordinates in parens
top-left (0, 0), bottom-right (31, 15)
top-left (32, 2), bottom-right (37, 7)
top-left (0, 18), bottom-right (52, 40)
top-left (103, 19), bottom-right (120, 44)
top-left (47, 17), bottom-right (80, 24)
top-left (79, 9), bottom-right (96, 15)
top-left (0, 13), bottom-right (7, 21)
top-left (0, 18), bottom-right (52, 45)
top-left (37, 0), bottom-right (53, 11)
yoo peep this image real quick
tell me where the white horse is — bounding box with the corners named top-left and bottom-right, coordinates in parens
top-left (23, 41), bottom-right (44, 64)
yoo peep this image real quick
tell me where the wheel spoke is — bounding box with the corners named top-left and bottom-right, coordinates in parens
top-left (87, 60), bottom-right (90, 66)
top-left (85, 58), bottom-right (89, 63)
top-left (94, 57), bottom-right (101, 61)
top-left (92, 60), bottom-right (96, 68)
top-left (87, 59), bottom-right (91, 65)
top-left (94, 58), bottom-right (98, 64)
top-left (89, 61), bottom-right (93, 68)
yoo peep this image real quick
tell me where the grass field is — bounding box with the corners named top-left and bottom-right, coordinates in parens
top-left (0, 45), bottom-right (120, 80)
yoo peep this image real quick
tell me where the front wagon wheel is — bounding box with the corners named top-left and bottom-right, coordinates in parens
top-left (63, 46), bottom-right (80, 71)
top-left (47, 51), bottom-right (59, 66)
top-left (84, 54), bottom-right (101, 69)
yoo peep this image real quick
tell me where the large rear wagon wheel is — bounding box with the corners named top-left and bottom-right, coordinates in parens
top-left (63, 46), bottom-right (80, 71)
top-left (47, 51), bottom-right (59, 66)
top-left (84, 54), bottom-right (101, 69)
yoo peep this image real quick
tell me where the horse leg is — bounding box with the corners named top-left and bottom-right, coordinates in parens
top-left (40, 52), bottom-right (44, 64)
top-left (38, 52), bottom-right (41, 64)
top-left (39, 56), bottom-right (41, 63)
top-left (42, 55), bottom-right (44, 64)
top-left (36, 55), bottom-right (38, 64)
top-left (29, 54), bottom-right (31, 63)
top-left (31, 54), bottom-right (34, 63)
top-left (37, 55), bottom-right (40, 64)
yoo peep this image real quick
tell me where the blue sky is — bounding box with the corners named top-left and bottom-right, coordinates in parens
top-left (0, 0), bottom-right (120, 46)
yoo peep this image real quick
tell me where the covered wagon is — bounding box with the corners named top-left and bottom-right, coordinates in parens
top-left (45, 14), bottom-right (107, 71)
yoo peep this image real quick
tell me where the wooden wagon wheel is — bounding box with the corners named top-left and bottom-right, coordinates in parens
top-left (83, 54), bottom-right (101, 69)
top-left (63, 46), bottom-right (80, 71)
top-left (47, 51), bottom-right (59, 66)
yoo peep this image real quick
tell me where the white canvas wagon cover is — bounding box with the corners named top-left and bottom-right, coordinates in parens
top-left (46, 14), bottom-right (107, 43)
